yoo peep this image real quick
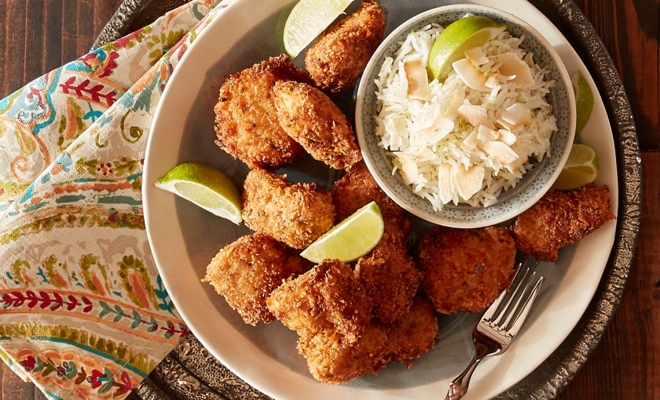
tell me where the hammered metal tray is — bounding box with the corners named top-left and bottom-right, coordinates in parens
top-left (93, 1), bottom-right (641, 398)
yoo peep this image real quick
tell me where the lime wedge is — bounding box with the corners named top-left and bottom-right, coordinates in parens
top-left (572, 71), bottom-right (594, 136)
top-left (428, 15), bottom-right (506, 82)
top-left (300, 201), bottom-right (384, 263)
top-left (551, 143), bottom-right (599, 190)
top-left (283, 0), bottom-right (353, 58)
top-left (155, 162), bottom-right (242, 224)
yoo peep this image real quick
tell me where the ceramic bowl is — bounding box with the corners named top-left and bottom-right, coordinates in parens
top-left (355, 4), bottom-right (576, 228)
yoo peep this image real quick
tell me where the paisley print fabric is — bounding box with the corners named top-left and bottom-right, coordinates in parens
top-left (0, 1), bottom-right (235, 398)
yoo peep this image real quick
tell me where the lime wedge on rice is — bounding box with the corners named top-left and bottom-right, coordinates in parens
top-left (572, 70), bottom-right (594, 136)
top-left (154, 162), bottom-right (242, 224)
top-left (551, 143), bottom-right (599, 190)
top-left (428, 15), bottom-right (506, 82)
top-left (283, 0), bottom-right (353, 58)
top-left (300, 201), bottom-right (384, 263)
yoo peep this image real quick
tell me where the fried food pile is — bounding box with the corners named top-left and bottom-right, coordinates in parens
top-left (202, 0), bottom-right (617, 386)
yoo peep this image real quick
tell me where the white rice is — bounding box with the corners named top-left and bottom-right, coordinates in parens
top-left (374, 23), bottom-right (557, 210)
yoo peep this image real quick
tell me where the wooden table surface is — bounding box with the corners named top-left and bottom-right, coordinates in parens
top-left (1, 0), bottom-right (658, 399)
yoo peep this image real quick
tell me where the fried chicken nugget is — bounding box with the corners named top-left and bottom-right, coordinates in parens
top-left (305, 0), bottom-right (387, 94)
top-left (512, 184), bottom-right (616, 261)
top-left (267, 260), bottom-right (372, 343)
top-left (355, 231), bottom-right (420, 323)
top-left (272, 80), bottom-right (361, 170)
top-left (202, 233), bottom-right (310, 325)
top-left (298, 324), bottom-right (389, 384)
top-left (384, 296), bottom-right (438, 367)
top-left (297, 297), bottom-right (437, 383)
top-left (214, 55), bottom-right (307, 170)
top-left (331, 161), bottom-right (405, 223)
top-left (417, 226), bottom-right (517, 314)
top-left (242, 169), bottom-right (335, 249)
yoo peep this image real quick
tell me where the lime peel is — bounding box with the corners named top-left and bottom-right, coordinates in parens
top-left (428, 15), bottom-right (506, 82)
top-left (283, 0), bottom-right (353, 58)
top-left (551, 143), bottom-right (599, 190)
top-left (300, 201), bottom-right (384, 263)
top-left (572, 71), bottom-right (594, 136)
top-left (155, 162), bottom-right (242, 224)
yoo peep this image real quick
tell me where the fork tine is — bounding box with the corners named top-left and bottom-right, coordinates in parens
top-left (504, 275), bottom-right (544, 336)
top-left (497, 270), bottom-right (537, 328)
top-left (485, 264), bottom-right (529, 322)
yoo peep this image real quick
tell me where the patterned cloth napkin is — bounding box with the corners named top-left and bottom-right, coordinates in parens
top-left (0, 1), bottom-right (235, 398)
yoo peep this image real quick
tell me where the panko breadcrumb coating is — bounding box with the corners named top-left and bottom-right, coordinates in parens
top-left (202, 233), bottom-right (310, 325)
top-left (241, 169), bottom-right (335, 249)
top-left (331, 161), bottom-right (405, 223)
top-left (355, 230), bottom-right (420, 323)
top-left (296, 296), bottom-right (437, 383)
top-left (272, 80), bottom-right (362, 170)
top-left (267, 260), bottom-right (372, 343)
top-left (214, 55), bottom-right (307, 170)
top-left (384, 296), bottom-right (438, 367)
top-left (298, 323), bottom-right (389, 384)
top-left (416, 226), bottom-right (517, 314)
top-left (512, 184), bottom-right (616, 261)
top-left (305, 0), bottom-right (387, 94)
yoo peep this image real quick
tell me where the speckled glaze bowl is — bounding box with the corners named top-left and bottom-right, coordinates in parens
top-left (356, 4), bottom-right (576, 228)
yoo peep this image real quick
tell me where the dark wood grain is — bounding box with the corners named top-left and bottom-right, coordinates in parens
top-left (0, 0), bottom-right (658, 399)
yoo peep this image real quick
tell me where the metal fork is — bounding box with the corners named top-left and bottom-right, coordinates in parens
top-left (445, 265), bottom-right (545, 400)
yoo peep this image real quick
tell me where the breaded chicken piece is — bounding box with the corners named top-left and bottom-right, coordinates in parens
top-left (355, 230), bottom-right (420, 323)
top-left (202, 233), bottom-right (310, 325)
top-left (512, 184), bottom-right (616, 261)
top-left (417, 226), bottom-right (517, 314)
top-left (242, 169), bottom-right (335, 249)
top-left (331, 161), bottom-right (405, 224)
top-left (384, 297), bottom-right (438, 367)
top-left (267, 260), bottom-right (372, 343)
top-left (305, 0), bottom-right (387, 94)
top-left (298, 323), bottom-right (389, 384)
top-left (272, 80), bottom-right (361, 170)
top-left (297, 297), bottom-right (437, 383)
top-left (214, 55), bottom-right (307, 170)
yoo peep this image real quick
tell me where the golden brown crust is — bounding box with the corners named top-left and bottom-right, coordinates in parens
top-left (511, 184), bottom-right (616, 261)
top-left (213, 55), bottom-right (307, 170)
top-left (272, 80), bottom-right (362, 170)
top-left (202, 233), bottom-right (310, 325)
top-left (331, 161), bottom-right (405, 223)
top-left (241, 169), bottom-right (335, 249)
top-left (267, 260), bottom-right (373, 343)
top-left (297, 323), bottom-right (389, 384)
top-left (416, 226), bottom-right (517, 314)
top-left (355, 232), bottom-right (420, 323)
top-left (305, 0), bottom-right (387, 94)
top-left (383, 296), bottom-right (438, 367)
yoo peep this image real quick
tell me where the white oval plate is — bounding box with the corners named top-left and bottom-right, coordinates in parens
top-left (142, 0), bottom-right (618, 399)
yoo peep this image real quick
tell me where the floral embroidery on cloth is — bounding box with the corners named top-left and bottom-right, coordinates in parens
top-left (0, 1), bottom-right (235, 398)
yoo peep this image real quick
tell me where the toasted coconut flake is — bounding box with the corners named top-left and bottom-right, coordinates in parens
top-left (404, 58), bottom-right (430, 100)
top-left (437, 163), bottom-right (456, 204)
top-left (454, 165), bottom-right (484, 200)
top-left (501, 103), bottom-right (532, 127)
top-left (477, 124), bottom-right (498, 142)
top-left (482, 140), bottom-right (520, 165)
top-left (452, 58), bottom-right (489, 91)
top-left (458, 101), bottom-right (491, 127)
top-left (498, 129), bottom-right (517, 146)
top-left (465, 47), bottom-right (489, 66)
top-left (394, 152), bottom-right (418, 185)
top-left (490, 53), bottom-right (535, 88)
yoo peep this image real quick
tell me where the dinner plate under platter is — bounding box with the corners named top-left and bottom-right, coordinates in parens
top-left (96, 0), bottom-right (641, 399)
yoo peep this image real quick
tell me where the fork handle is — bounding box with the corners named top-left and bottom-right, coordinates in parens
top-left (444, 343), bottom-right (490, 400)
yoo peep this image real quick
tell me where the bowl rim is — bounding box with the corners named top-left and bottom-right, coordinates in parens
top-left (355, 4), bottom-right (576, 228)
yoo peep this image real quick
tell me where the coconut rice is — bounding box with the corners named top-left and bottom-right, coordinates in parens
top-left (374, 23), bottom-right (557, 210)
